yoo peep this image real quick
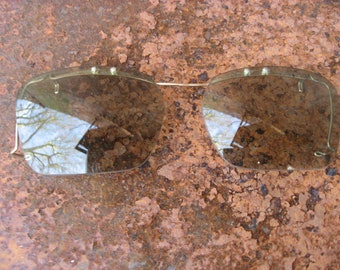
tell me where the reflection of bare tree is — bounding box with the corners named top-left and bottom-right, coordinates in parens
top-left (16, 99), bottom-right (91, 174)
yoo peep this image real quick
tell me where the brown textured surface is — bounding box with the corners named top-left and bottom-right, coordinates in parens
top-left (0, 0), bottom-right (339, 269)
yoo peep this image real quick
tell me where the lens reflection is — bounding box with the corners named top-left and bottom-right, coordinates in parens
top-left (203, 67), bottom-right (339, 170)
top-left (16, 72), bottom-right (164, 175)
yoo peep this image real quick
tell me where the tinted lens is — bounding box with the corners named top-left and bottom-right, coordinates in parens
top-left (16, 67), bottom-right (164, 175)
top-left (203, 67), bottom-right (339, 170)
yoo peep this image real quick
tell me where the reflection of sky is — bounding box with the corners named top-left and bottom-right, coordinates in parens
top-left (203, 107), bottom-right (247, 155)
top-left (16, 99), bottom-right (92, 175)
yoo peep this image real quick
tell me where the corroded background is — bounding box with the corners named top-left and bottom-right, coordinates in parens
top-left (0, 0), bottom-right (339, 269)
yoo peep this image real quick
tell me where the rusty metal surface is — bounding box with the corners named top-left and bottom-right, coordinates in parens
top-left (0, 0), bottom-right (339, 269)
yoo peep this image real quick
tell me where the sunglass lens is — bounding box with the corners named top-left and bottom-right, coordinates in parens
top-left (16, 69), bottom-right (164, 175)
top-left (203, 67), bottom-right (339, 170)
